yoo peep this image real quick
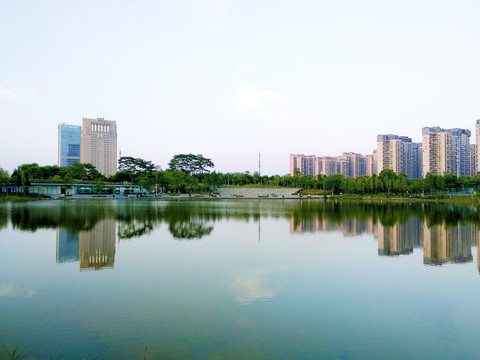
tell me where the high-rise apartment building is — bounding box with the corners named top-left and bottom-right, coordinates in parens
top-left (58, 123), bottom-right (81, 167)
top-left (365, 153), bottom-right (376, 176)
top-left (340, 152), bottom-right (366, 178)
top-left (376, 134), bottom-right (422, 178)
top-left (422, 127), bottom-right (471, 177)
top-left (290, 153), bottom-right (367, 178)
top-left (81, 117), bottom-right (117, 177)
top-left (315, 156), bottom-right (346, 176)
top-left (470, 144), bottom-right (477, 177)
top-left (289, 154), bottom-right (315, 176)
top-left (476, 120), bottom-right (480, 175)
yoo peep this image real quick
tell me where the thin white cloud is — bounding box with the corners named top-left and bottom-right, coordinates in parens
top-left (233, 62), bottom-right (255, 75)
top-left (214, 26), bottom-right (224, 34)
top-left (230, 268), bottom-right (276, 304)
top-left (0, 86), bottom-right (19, 101)
top-left (230, 83), bottom-right (281, 119)
top-left (231, 312), bottom-right (255, 328)
top-left (213, 0), bottom-right (231, 15)
top-left (0, 283), bottom-right (35, 298)
top-left (28, 86), bottom-right (39, 95)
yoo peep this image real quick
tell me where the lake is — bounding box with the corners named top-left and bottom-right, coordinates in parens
top-left (1, 199), bottom-right (479, 359)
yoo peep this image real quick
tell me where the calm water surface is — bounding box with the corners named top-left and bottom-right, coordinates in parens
top-left (1, 199), bottom-right (480, 359)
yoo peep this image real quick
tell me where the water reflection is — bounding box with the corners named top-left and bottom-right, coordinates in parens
top-left (56, 219), bottom-right (116, 270)
top-left (375, 219), bottom-right (422, 256)
top-left (231, 268), bottom-right (277, 304)
top-left (2, 200), bottom-right (480, 273)
top-left (168, 221), bottom-right (214, 240)
top-left (290, 217), bottom-right (375, 237)
top-left (56, 229), bottom-right (79, 263)
top-left (423, 224), bottom-right (474, 265)
top-left (117, 220), bottom-right (154, 239)
top-left (79, 219), bottom-right (116, 270)
top-left (289, 204), bottom-right (479, 269)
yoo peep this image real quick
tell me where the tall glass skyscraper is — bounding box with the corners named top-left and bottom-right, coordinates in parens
top-left (58, 123), bottom-right (81, 167)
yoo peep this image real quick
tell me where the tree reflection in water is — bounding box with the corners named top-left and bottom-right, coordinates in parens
top-left (3, 199), bottom-right (480, 241)
top-left (3, 199), bottom-right (480, 272)
top-left (168, 221), bottom-right (213, 240)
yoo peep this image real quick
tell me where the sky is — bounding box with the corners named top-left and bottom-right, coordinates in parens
top-left (1, 0), bottom-right (480, 176)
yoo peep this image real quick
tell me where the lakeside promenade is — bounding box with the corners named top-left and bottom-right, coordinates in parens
top-left (58, 187), bottom-right (304, 200)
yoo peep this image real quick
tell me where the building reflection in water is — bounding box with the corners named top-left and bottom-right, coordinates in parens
top-left (289, 218), bottom-right (375, 238)
top-left (56, 219), bottom-right (116, 271)
top-left (56, 229), bottom-right (79, 263)
top-left (376, 219), bottom-right (423, 256)
top-left (423, 224), bottom-right (475, 265)
top-left (290, 216), bottom-right (480, 271)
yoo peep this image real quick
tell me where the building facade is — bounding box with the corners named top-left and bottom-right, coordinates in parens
top-left (376, 134), bottom-right (422, 178)
top-left (422, 127), bottom-right (471, 177)
top-left (80, 117), bottom-right (117, 177)
top-left (289, 153), bottom-right (367, 178)
top-left (470, 144), bottom-right (477, 177)
top-left (289, 154), bottom-right (315, 176)
top-left (315, 156), bottom-right (346, 176)
top-left (58, 123), bottom-right (81, 167)
top-left (342, 152), bottom-right (366, 178)
top-left (365, 151), bottom-right (377, 177)
top-left (476, 120), bottom-right (480, 175)
top-left (409, 143), bottom-right (423, 179)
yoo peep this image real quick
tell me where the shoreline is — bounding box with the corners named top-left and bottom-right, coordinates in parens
top-left (2, 193), bottom-right (480, 206)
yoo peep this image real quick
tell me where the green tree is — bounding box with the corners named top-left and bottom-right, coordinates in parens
top-left (63, 172), bottom-right (74, 195)
top-left (379, 169), bottom-right (398, 194)
top-left (60, 162), bottom-right (104, 181)
top-left (0, 168), bottom-right (10, 187)
top-left (355, 176), bottom-right (372, 194)
top-left (252, 171), bottom-right (261, 184)
top-left (393, 173), bottom-right (408, 196)
top-left (372, 174), bottom-right (383, 194)
top-left (117, 156), bottom-right (155, 184)
top-left (408, 177), bottom-right (425, 194)
top-left (11, 164), bottom-right (40, 186)
top-left (341, 176), bottom-right (356, 194)
top-left (39, 165), bottom-right (60, 179)
top-left (165, 170), bottom-right (199, 193)
top-left (323, 174), bottom-right (344, 195)
top-left (443, 173), bottom-right (459, 193)
top-left (231, 172), bottom-right (253, 185)
top-left (424, 173), bottom-right (445, 194)
top-left (464, 174), bottom-right (479, 192)
top-left (203, 171), bottom-right (222, 190)
top-left (11, 163), bottom-right (61, 183)
top-left (168, 154), bottom-right (214, 175)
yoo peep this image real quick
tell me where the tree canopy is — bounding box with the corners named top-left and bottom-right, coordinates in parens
top-left (0, 168), bottom-right (10, 186)
top-left (117, 156), bottom-right (156, 184)
top-left (6, 156), bottom-right (480, 197)
top-left (168, 154), bottom-right (214, 175)
top-left (60, 162), bottom-right (104, 181)
top-left (118, 156), bottom-right (155, 174)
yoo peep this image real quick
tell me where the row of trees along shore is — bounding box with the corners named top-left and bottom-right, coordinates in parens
top-left (2, 154), bottom-right (480, 196)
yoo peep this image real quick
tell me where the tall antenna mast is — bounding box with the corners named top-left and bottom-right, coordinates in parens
top-left (258, 152), bottom-right (261, 177)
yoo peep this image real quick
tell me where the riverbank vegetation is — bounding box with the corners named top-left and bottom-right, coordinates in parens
top-left (2, 155), bottom-right (480, 198)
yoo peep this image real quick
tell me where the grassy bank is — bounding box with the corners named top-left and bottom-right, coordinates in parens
top-left (298, 190), bottom-right (480, 206)
top-left (2, 343), bottom-right (150, 360)
top-left (0, 194), bottom-right (47, 202)
top-left (221, 184), bottom-right (294, 189)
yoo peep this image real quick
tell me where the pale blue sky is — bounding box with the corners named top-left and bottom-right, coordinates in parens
top-left (1, 0), bottom-right (479, 175)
